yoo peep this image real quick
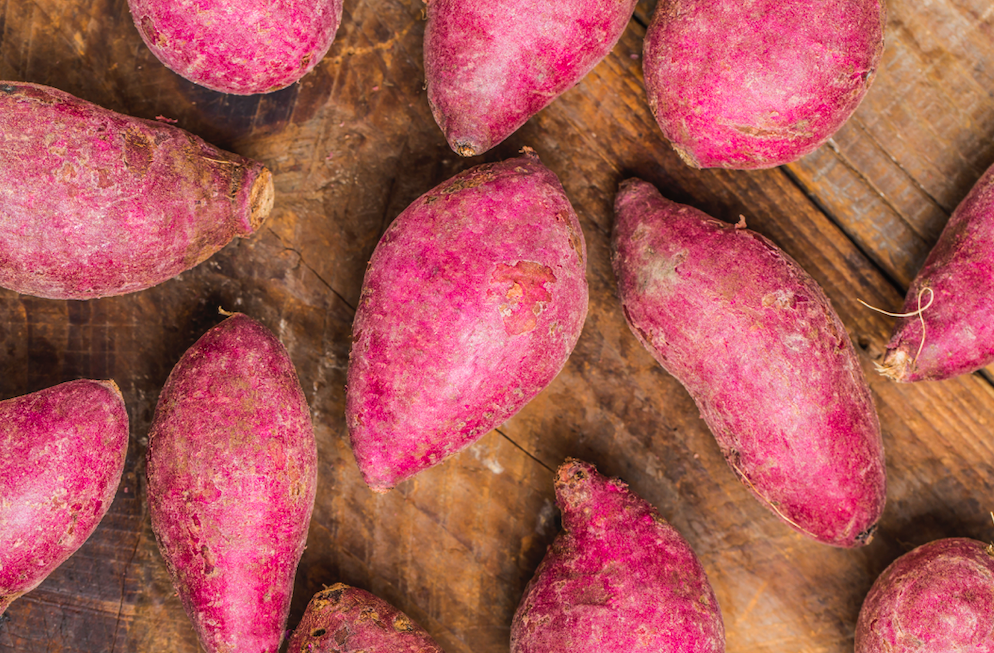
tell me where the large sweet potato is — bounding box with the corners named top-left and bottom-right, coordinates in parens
top-left (287, 584), bottom-right (444, 653)
top-left (880, 162), bottom-right (994, 381)
top-left (0, 380), bottom-right (129, 615)
top-left (642, 0), bottom-right (885, 169)
top-left (611, 179), bottom-right (886, 547)
top-left (0, 82), bottom-right (273, 300)
top-left (856, 538), bottom-right (994, 652)
top-left (424, 0), bottom-right (637, 157)
top-left (146, 314), bottom-right (317, 653)
top-left (129, 0), bottom-right (343, 94)
top-left (511, 459), bottom-right (725, 653)
top-left (346, 149), bottom-right (588, 491)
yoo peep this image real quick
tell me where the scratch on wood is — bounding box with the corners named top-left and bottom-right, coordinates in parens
top-left (109, 529), bottom-right (143, 653)
top-left (734, 579), bottom-right (769, 626)
top-left (494, 428), bottom-right (553, 473)
top-left (266, 227), bottom-right (357, 313)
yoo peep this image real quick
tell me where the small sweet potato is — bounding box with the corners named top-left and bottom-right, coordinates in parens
top-left (287, 584), bottom-right (444, 653)
top-left (129, 0), bottom-right (343, 94)
top-left (856, 538), bottom-right (994, 652)
top-left (642, 0), bottom-right (885, 169)
top-left (880, 162), bottom-right (994, 381)
top-left (0, 82), bottom-right (273, 300)
top-left (146, 314), bottom-right (317, 653)
top-left (346, 149), bottom-right (588, 491)
top-left (0, 380), bottom-right (129, 615)
top-left (511, 459), bottom-right (725, 653)
top-left (424, 0), bottom-right (637, 156)
top-left (611, 179), bottom-right (886, 547)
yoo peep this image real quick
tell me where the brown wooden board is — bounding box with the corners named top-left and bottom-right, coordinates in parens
top-left (2, 0), bottom-right (994, 651)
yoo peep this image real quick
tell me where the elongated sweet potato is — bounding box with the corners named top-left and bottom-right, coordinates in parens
top-left (287, 584), bottom-right (444, 653)
top-left (0, 380), bottom-right (129, 615)
top-left (880, 162), bottom-right (994, 381)
top-left (511, 459), bottom-right (725, 653)
top-left (643, 0), bottom-right (885, 169)
top-left (856, 538), bottom-right (994, 652)
top-left (129, 0), bottom-right (343, 94)
top-left (0, 82), bottom-right (273, 300)
top-left (146, 313), bottom-right (317, 653)
top-left (424, 0), bottom-right (637, 157)
top-left (346, 149), bottom-right (588, 491)
top-left (611, 179), bottom-right (886, 547)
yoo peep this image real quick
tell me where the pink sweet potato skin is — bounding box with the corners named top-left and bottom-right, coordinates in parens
top-left (511, 459), bottom-right (724, 653)
top-left (287, 584), bottom-right (445, 653)
top-left (855, 538), bottom-right (994, 652)
top-left (129, 0), bottom-right (343, 95)
top-left (424, 0), bottom-right (637, 157)
top-left (611, 179), bottom-right (886, 547)
top-left (346, 150), bottom-right (588, 491)
top-left (0, 380), bottom-right (128, 615)
top-left (643, 0), bottom-right (885, 169)
top-left (0, 82), bottom-right (273, 300)
top-left (881, 162), bottom-right (994, 382)
top-left (146, 314), bottom-right (317, 653)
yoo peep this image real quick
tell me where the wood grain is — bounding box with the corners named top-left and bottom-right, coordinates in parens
top-left (2, 0), bottom-right (994, 651)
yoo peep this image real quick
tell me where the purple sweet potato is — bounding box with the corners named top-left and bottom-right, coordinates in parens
top-left (424, 0), bottom-right (637, 157)
top-left (146, 313), bottom-right (317, 653)
top-left (287, 584), bottom-right (444, 653)
top-left (0, 82), bottom-right (273, 300)
top-left (879, 162), bottom-right (994, 382)
top-left (129, 0), bottom-right (343, 95)
top-left (611, 179), bottom-right (886, 547)
top-left (856, 538), bottom-right (994, 652)
top-left (642, 0), bottom-right (885, 169)
top-left (0, 380), bottom-right (128, 615)
top-left (346, 149), bottom-right (588, 491)
top-left (511, 459), bottom-right (725, 653)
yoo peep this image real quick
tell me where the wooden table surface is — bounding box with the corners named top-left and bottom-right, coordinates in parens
top-left (2, 0), bottom-right (994, 651)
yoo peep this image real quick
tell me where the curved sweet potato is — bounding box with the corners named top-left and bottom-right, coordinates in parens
top-left (0, 82), bottom-right (273, 300)
top-left (643, 0), bottom-right (885, 169)
top-left (511, 459), bottom-right (725, 653)
top-left (129, 0), bottom-right (343, 94)
top-left (856, 538), bottom-right (994, 652)
top-left (424, 0), bottom-right (637, 156)
top-left (346, 149), bottom-right (588, 491)
top-left (287, 584), bottom-right (444, 653)
top-left (611, 178), bottom-right (886, 547)
top-left (0, 380), bottom-right (129, 615)
top-left (146, 313), bottom-right (317, 653)
top-left (880, 162), bottom-right (994, 382)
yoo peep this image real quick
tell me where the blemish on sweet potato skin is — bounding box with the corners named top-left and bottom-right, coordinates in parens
top-left (346, 151), bottom-right (588, 491)
top-left (881, 160), bottom-right (994, 382)
top-left (287, 584), bottom-right (444, 652)
top-left (146, 314), bottom-right (317, 653)
top-left (856, 538), bottom-right (994, 652)
top-left (511, 459), bottom-right (725, 653)
top-left (0, 380), bottom-right (129, 615)
top-left (611, 179), bottom-right (886, 548)
top-left (0, 82), bottom-right (273, 300)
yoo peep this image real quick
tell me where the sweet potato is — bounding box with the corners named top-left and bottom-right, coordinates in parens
top-left (346, 149), bottom-right (588, 491)
top-left (511, 459), bottom-right (725, 653)
top-left (146, 313), bottom-right (317, 653)
top-left (880, 162), bottom-right (994, 381)
top-left (611, 179), bottom-right (886, 547)
top-left (0, 82), bottom-right (273, 300)
top-left (287, 584), bottom-right (444, 653)
top-left (129, 0), bottom-right (343, 94)
top-left (424, 0), bottom-right (637, 156)
top-left (642, 0), bottom-right (885, 169)
top-left (856, 537), bottom-right (994, 652)
top-left (0, 380), bottom-right (129, 615)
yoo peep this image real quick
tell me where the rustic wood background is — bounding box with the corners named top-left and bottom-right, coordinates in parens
top-left (2, 0), bottom-right (994, 651)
